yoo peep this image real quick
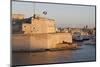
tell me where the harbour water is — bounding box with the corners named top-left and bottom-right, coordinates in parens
top-left (12, 40), bottom-right (96, 65)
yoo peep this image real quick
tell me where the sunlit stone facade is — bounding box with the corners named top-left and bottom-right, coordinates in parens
top-left (22, 16), bottom-right (56, 34)
top-left (12, 33), bottom-right (72, 51)
top-left (12, 16), bottom-right (73, 51)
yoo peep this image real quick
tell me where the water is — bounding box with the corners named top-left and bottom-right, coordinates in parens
top-left (12, 42), bottom-right (96, 65)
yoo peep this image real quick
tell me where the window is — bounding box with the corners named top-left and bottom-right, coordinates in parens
top-left (24, 26), bottom-right (26, 28)
top-left (33, 27), bottom-right (35, 29)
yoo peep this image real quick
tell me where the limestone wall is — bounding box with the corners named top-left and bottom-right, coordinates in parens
top-left (22, 17), bottom-right (56, 34)
top-left (12, 33), bottom-right (72, 51)
top-left (12, 35), bottom-right (30, 51)
top-left (47, 33), bottom-right (72, 49)
top-left (22, 24), bottom-right (32, 34)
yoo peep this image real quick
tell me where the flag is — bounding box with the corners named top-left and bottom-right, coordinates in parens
top-left (43, 11), bottom-right (47, 15)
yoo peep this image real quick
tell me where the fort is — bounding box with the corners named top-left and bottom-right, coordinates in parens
top-left (12, 15), bottom-right (76, 51)
top-left (12, 14), bottom-right (96, 51)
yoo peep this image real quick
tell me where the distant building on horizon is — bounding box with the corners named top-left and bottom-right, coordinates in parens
top-left (12, 14), bottom-right (24, 21)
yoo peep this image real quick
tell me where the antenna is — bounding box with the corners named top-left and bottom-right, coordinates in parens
top-left (33, 2), bottom-right (36, 18)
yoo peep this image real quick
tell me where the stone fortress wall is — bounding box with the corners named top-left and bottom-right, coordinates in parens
top-left (12, 15), bottom-right (73, 51)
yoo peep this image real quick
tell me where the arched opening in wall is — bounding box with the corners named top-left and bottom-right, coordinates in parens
top-left (24, 26), bottom-right (26, 28)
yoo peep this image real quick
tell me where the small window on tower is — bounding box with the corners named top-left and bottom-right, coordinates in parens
top-left (33, 27), bottom-right (35, 29)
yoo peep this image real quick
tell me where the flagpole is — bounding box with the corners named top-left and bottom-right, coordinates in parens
top-left (33, 2), bottom-right (35, 18)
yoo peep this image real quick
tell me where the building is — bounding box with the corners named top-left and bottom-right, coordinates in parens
top-left (12, 14), bottom-right (24, 20)
top-left (12, 14), bottom-right (25, 33)
top-left (12, 15), bottom-right (73, 51)
top-left (22, 16), bottom-right (56, 34)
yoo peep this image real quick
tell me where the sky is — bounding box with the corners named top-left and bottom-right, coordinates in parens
top-left (12, 1), bottom-right (95, 28)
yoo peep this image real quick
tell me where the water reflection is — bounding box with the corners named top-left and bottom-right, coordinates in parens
top-left (12, 50), bottom-right (73, 65)
top-left (12, 45), bottom-right (95, 65)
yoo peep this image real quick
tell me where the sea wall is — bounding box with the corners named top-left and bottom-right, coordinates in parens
top-left (12, 33), bottom-right (72, 51)
top-left (12, 35), bottom-right (30, 51)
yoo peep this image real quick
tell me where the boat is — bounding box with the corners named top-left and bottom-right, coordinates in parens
top-left (83, 35), bottom-right (96, 45)
top-left (72, 32), bottom-right (83, 41)
top-left (82, 35), bottom-right (90, 40)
